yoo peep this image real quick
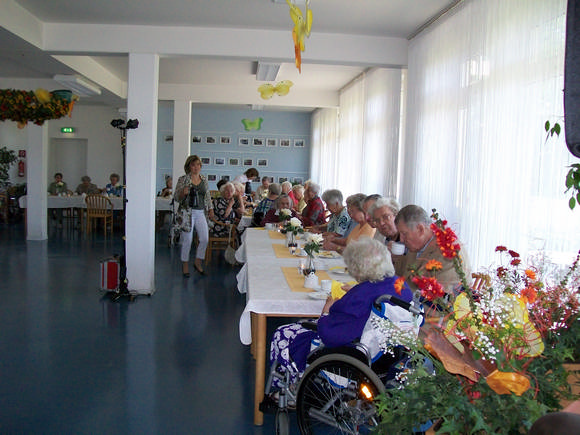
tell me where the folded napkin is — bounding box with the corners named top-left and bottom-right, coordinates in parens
top-left (331, 280), bottom-right (357, 299)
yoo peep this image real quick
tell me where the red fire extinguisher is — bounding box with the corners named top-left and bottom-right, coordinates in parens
top-left (18, 159), bottom-right (25, 177)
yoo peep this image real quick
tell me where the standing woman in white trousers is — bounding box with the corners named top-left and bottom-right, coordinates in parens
top-left (174, 155), bottom-right (214, 277)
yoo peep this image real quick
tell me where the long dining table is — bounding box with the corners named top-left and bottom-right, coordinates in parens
top-left (236, 228), bottom-right (353, 425)
top-left (19, 195), bottom-right (173, 211)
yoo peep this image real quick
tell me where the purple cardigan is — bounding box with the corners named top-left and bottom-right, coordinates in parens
top-left (289, 276), bottom-right (412, 370)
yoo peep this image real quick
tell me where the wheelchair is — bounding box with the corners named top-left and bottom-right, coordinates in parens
top-left (262, 295), bottom-right (426, 435)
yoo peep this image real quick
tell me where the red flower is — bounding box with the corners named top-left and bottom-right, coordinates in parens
top-left (411, 276), bottom-right (445, 301)
top-left (497, 266), bottom-right (507, 278)
top-left (510, 259), bottom-right (521, 266)
top-left (508, 250), bottom-right (520, 258)
top-left (495, 246), bottom-right (507, 252)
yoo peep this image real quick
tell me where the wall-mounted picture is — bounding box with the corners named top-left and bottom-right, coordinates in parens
top-left (253, 138), bottom-right (264, 146)
top-left (293, 177), bottom-right (304, 184)
top-left (280, 139), bottom-right (291, 147)
top-left (257, 159), bottom-right (268, 167)
top-left (200, 157), bottom-right (211, 165)
top-left (229, 158), bottom-right (239, 166)
top-left (214, 157), bottom-right (225, 165)
top-left (294, 139), bottom-right (305, 148)
top-left (192, 135), bottom-right (202, 143)
top-left (206, 136), bottom-right (217, 144)
top-left (243, 158), bottom-right (253, 166)
top-left (266, 138), bottom-right (277, 147)
top-left (238, 137), bottom-right (250, 146)
top-left (278, 177), bottom-right (288, 183)
top-left (220, 136), bottom-right (231, 145)
top-left (207, 174), bottom-right (217, 181)
top-left (267, 176), bottom-right (274, 183)
top-left (221, 175), bottom-right (231, 182)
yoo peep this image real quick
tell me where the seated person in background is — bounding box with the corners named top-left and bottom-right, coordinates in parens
top-left (280, 181), bottom-right (293, 204)
top-left (298, 181), bottom-right (326, 227)
top-left (261, 194), bottom-right (298, 226)
top-left (316, 189), bottom-right (351, 237)
top-left (209, 182), bottom-right (242, 237)
top-left (254, 176), bottom-right (270, 201)
top-left (48, 172), bottom-right (68, 195)
top-left (160, 175), bottom-right (172, 198)
top-left (104, 173), bottom-right (123, 197)
top-left (233, 181), bottom-right (252, 207)
top-left (75, 176), bottom-right (100, 195)
top-left (370, 197), bottom-right (402, 246)
top-left (289, 184), bottom-right (306, 213)
top-left (324, 193), bottom-right (376, 253)
top-left (267, 238), bottom-right (413, 388)
top-left (394, 204), bottom-right (471, 297)
top-left (362, 194), bottom-right (385, 242)
top-left (252, 182), bottom-right (281, 226)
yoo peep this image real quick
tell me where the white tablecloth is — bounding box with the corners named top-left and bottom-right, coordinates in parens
top-left (237, 228), bottom-right (351, 345)
top-left (19, 195), bottom-right (172, 211)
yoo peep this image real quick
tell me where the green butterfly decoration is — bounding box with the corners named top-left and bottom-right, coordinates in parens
top-left (241, 117), bottom-right (263, 131)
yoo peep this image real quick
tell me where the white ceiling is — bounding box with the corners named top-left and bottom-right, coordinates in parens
top-left (0, 0), bottom-right (459, 111)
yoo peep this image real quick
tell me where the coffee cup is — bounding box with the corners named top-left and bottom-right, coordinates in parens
top-left (391, 242), bottom-right (406, 255)
top-left (320, 279), bottom-right (332, 293)
top-left (304, 273), bottom-right (319, 289)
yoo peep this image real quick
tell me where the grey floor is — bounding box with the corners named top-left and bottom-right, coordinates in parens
top-left (0, 218), bottom-right (299, 434)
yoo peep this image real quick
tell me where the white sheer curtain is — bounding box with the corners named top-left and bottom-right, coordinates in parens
top-left (404, 0), bottom-right (578, 269)
top-left (310, 68), bottom-right (403, 198)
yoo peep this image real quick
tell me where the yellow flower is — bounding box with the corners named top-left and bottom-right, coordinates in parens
top-left (425, 259), bottom-right (443, 272)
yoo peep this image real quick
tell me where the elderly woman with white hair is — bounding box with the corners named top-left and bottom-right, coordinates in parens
top-left (267, 237), bottom-right (412, 390)
top-left (317, 189), bottom-right (351, 236)
top-left (289, 184), bottom-right (306, 213)
top-left (299, 181), bottom-right (326, 227)
top-left (209, 182), bottom-right (243, 237)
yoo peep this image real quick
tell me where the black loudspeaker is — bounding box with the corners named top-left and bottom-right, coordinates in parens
top-left (565, 0), bottom-right (580, 157)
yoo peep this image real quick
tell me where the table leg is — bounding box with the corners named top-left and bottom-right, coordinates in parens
top-left (253, 313), bottom-right (267, 426)
top-left (250, 312), bottom-right (257, 359)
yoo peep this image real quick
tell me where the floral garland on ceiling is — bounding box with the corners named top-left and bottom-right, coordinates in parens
top-left (0, 88), bottom-right (78, 129)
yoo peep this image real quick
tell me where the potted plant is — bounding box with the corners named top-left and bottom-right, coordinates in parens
top-left (0, 147), bottom-right (17, 187)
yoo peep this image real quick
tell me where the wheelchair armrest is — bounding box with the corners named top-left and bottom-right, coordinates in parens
top-left (298, 320), bottom-right (318, 331)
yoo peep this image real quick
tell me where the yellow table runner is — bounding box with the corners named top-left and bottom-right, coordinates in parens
top-left (273, 244), bottom-right (303, 258)
top-left (281, 266), bottom-right (331, 292)
top-left (268, 230), bottom-right (286, 240)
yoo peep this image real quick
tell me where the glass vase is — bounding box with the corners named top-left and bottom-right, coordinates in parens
top-left (286, 231), bottom-right (297, 248)
top-left (303, 254), bottom-right (316, 276)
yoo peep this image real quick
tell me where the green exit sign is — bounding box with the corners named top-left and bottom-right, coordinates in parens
top-left (61, 127), bottom-right (75, 133)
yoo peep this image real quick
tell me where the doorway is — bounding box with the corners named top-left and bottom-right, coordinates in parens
top-left (49, 138), bottom-right (88, 190)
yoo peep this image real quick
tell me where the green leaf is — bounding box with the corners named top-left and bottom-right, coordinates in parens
top-left (554, 123), bottom-right (561, 135)
top-left (570, 197), bottom-right (576, 210)
top-left (545, 120), bottom-right (550, 132)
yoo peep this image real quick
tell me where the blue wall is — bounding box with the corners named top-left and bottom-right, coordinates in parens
top-left (156, 102), bottom-right (311, 191)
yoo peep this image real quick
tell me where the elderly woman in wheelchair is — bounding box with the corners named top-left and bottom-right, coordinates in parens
top-left (263, 237), bottom-right (423, 434)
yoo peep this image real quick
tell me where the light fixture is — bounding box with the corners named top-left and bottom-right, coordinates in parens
top-left (53, 74), bottom-right (102, 97)
top-left (256, 62), bottom-right (280, 81)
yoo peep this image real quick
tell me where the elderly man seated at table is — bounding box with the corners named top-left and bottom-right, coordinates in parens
top-left (394, 204), bottom-right (471, 298)
top-left (266, 237), bottom-right (413, 390)
top-left (261, 194), bottom-right (298, 226)
top-left (75, 176), bottom-right (100, 195)
top-left (315, 189), bottom-right (351, 237)
top-left (298, 181), bottom-right (326, 227)
top-left (252, 182), bottom-right (281, 226)
top-left (323, 193), bottom-right (376, 254)
top-left (48, 172), bottom-right (69, 196)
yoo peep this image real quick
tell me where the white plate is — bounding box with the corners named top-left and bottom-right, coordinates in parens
top-left (330, 267), bottom-right (348, 274)
top-left (308, 291), bottom-right (329, 300)
top-left (317, 251), bottom-right (340, 259)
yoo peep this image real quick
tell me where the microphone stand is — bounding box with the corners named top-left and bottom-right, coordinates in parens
top-left (110, 118), bottom-right (139, 302)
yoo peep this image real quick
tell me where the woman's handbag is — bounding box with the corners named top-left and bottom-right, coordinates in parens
top-left (224, 224), bottom-right (238, 265)
top-left (175, 205), bottom-right (192, 232)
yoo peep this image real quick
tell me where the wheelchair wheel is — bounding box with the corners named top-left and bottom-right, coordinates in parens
top-left (296, 354), bottom-right (385, 435)
top-left (275, 409), bottom-right (290, 435)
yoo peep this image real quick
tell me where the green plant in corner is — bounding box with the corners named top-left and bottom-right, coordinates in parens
top-left (0, 147), bottom-right (17, 186)
top-left (545, 120), bottom-right (580, 209)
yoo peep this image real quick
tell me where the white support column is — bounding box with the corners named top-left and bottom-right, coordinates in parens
top-left (26, 124), bottom-right (48, 240)
top-left (126, 53), bottom-right (159, 295)
top-left (172, 100), bottom-right (192, 185)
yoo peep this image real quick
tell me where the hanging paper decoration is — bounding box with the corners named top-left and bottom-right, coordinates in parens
top-left (286, 0), bottom-right (312, 73)
top-left (241, 117), bottom-right (263, 131)
top-left (257, 80), bottom-right (294, 100)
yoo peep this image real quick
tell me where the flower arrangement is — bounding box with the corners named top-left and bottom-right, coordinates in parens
top-left (281, 216), bottom-right (303, 236)
top-left (374, 210), bottom-right (580, 433)
top-left (279, 208), bottom-right (292, 222)
top-left (303, 233), bottom-right (323, 257)
top-left (0, 88), bottom-right (78, 129)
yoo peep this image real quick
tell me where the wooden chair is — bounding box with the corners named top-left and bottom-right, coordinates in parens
top-left (85, 194), bottom-right (114, 237)
top-left (205, 223), bottom-right (238, 265)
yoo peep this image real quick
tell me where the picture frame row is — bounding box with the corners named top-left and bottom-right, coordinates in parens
top-left (207, 175), bottom-right (305, 184)
top-left (193, 135), bottom-right (305, 148)
top-left (201, 157), bottom-right (269, 167)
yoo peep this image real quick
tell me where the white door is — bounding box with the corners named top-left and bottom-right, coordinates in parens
top-left (49, 138), bottom-right (88, 191)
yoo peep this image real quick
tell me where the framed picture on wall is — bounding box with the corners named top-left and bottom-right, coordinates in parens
top-left (280, 139), bottom-right (291, 147)
top-left (214, 157), bottom-right (225, 165)
top-left (192, 135), bottom-right (202, 143)
top-left (266, 138), bottom-right (277, 147)
top-left (220, 136), bottom-right (231, 145)
top-left (267, 176), bottom-right (274, 183)
top-left (278, 177), bottom-right (288, 183)
top-left (221, 175), bottom-right (231, 182)
top-left (243, 158), bottom-right (253, 166)
top-left (293, 177), bottom-right (304, 184)
top-left (257, 159), bottom-right (268, 167)
top-left (207, 174), bottom-right (217, 181)
top-left (206, 136), bottom-right (217, 144)
top-left (294, 139), bottom-right (305, 148)
top-left (229, 158), bottom-right (239, 166)
top-left (200, 157), bottom-right (211, 165)
top-left (253, 138), bottom-right (264, 146)
top-left (238, 137), bottom-right (250, 146)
